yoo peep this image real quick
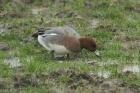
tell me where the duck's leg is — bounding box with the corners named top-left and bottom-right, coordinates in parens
top-left (50, 50), bottom-right (55, 58)
top-left (66, 54), bottom-right (70, 59)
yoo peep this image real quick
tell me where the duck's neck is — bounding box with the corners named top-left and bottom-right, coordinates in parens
top-left (79, 37), bottom-right (90, 49)
top-left (79, 37), bottom-right (98, 51)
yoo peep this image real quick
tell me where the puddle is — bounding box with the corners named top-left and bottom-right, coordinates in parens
top-left (97, 71), bottom-right (111, 78)
top-left (122, 64), bottom-right (140, 73)
top-left (4, 56), bottom-right (22, 68)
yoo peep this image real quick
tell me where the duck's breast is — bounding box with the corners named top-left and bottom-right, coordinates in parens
top-left (37, 31), bottom-right (66, 53)
top-left (48, 43), bottom-right (70, 54)
top-left (63, 36), bottom-right (81, 53)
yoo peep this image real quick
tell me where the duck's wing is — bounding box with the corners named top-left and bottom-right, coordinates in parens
top-left (42, 34), bottom-right (81, 53)
top-left (39, 29), bottom-right (65, 45)
top-left (63, 26), bottom-right (80, 38)
top-left (44, 26), bottom-right (80, 38)
top-left (39, 29), bottom-right (81, 52)
top-left (35, 26), bottom-right (81, 50)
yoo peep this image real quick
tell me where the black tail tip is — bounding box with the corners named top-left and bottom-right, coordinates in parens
top-left (38, 28), bottom-right (46, 35)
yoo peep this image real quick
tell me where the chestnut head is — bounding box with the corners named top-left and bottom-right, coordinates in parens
top-left (79, 37), bottom-right (99, 52)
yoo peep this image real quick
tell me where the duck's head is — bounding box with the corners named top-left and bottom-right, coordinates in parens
top-left (79, 37), bottom-right (99, 52)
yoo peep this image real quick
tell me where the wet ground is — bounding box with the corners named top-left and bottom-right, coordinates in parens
top-left (0, 0), bottom-right (140, 92)
top-left (0, 69), bottom-right (140, 93)
top-left (1, 49), bottom-right (140, 93)
top-left (4, 56), bottom-right (21, 68)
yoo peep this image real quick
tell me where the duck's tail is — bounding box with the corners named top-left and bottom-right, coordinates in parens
top-left (32, 26), bottom-right (46, 38)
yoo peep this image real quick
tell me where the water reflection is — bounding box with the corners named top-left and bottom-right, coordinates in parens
top-left (98, 71), bottom-right (111, 78)
top-left (122, 64), bottom-right (140, 73)
top-left (4, 56), bottom-right (21, 68)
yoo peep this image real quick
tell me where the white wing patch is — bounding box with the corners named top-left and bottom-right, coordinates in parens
top-left (42, 33), bottom-right (58, 37)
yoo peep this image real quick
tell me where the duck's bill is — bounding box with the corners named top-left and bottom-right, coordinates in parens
top-left (94, 50), bottom-right (100, 56)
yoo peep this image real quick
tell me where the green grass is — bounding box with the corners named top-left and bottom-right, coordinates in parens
top-left (0, 0), bottom-right (140, 92)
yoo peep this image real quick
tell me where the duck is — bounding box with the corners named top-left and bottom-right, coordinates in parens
top-left (32, 26), bottom-right (99, 58)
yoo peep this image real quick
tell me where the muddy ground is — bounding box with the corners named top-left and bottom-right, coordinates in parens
top-left (0, 69), bottom-right (140, 93)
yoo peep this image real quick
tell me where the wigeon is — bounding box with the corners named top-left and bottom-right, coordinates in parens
top-left (32, 26), bottom-right (99, 58)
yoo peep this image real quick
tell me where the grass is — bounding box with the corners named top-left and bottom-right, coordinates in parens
top-left (0, 0), bottom-right (140, 92)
